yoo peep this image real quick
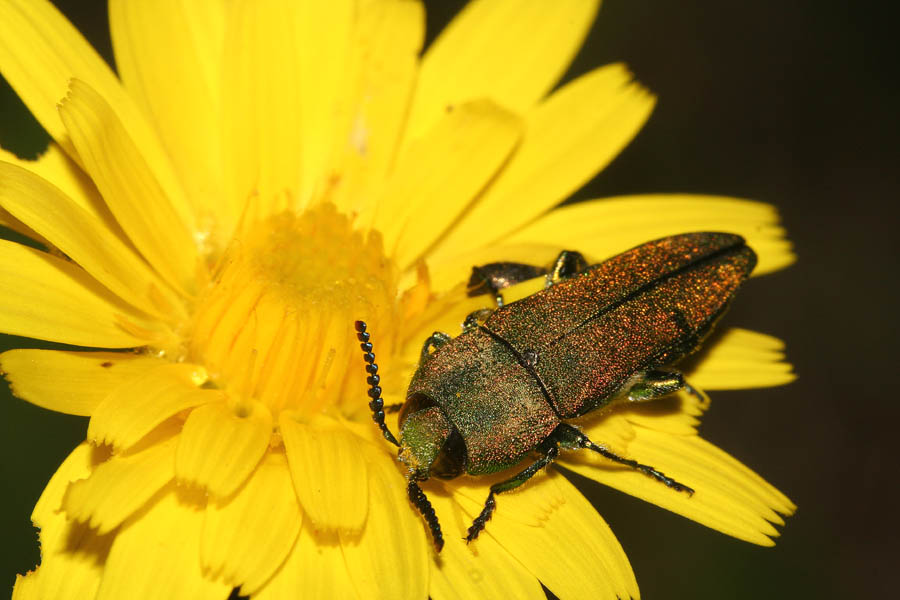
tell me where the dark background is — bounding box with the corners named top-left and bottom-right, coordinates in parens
top-left (2, 1), bottom-right (897, 598)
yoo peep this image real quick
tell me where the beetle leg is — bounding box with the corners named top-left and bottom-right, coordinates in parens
top-left (554, 423), bottom-right (694, 495)
top-left (625, 368), bottom-right (686, 403)
top-left (462, 308), bottom-right (494, 332)
top-left (384, 403), bottom-right (404, 413)
top-left (546, 250), bottom-right (589, 286)
top-left (624, 369), bottom-right (711, 409)
top-left (466, 437), bottom-right (561, 543)
top-left (420, 331), bottom-right (452, 363)
top-left (407, 479), bottom-right (444, 552)
top-left (683, 380), bottom-right (711, 409)
top-left (467, 262), bottom-right (548, 306)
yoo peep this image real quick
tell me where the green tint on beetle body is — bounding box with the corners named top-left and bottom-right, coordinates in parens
top-left (355, 232), bottom-right (757, 552)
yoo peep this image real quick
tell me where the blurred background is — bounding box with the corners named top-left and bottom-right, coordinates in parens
top-left (1, 1), bottom-right (896, 598)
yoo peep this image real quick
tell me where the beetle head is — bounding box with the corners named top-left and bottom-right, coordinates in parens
top-left (398, 397), bottom-right (466, 480)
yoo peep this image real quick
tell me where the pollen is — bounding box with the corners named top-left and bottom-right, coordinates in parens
top-left (189, 203), bottom-right (399, 417)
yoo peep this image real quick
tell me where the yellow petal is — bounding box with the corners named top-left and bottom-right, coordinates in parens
top-left (430, 65), bottom-right (655, 268)
top-left (0, 0), bottom-right (128, 158)
top-left (291, 0), bottom-right (355, 207)
top-left (689, 327), bottom-right (796, 389)
top-left (612, 391), bottom-right (703, 437)
top-left (0, 239), bottom-right (158, 347)
top-left (26, 442), bottom-right (112, 600)
top-left (220, 0), bottom-right (303, 222)
top-left (12, 573), bottom-right (39, 600)
top-left (0, 161), bottom-right (184, 319)
top-left (175, 399), bottom-right (272, 497)
top-left (96, 486), bottom-right (231, 600)
top-left (0, 349), bottom-right (166, 416)
top-left (280, 414), bottom-right (369, 533)
top-left (63, 424), bottom-right (179, 534)
top-left (454, 470), bottom-right (638, 599)
top-left (222, 0), bottom-right (354, 218)
top-left (0, 143), bottom-right (117, 233)
top-left (506, 194), bottom-right (795, 276)
top-left (0, 143), bottom-right (115, 247)
top-left (0, 203), bottom-right (46, 248)
top-left (0, 0), bottom-right (194, 233)
top-left (58, 79), bottom-right (198, 294)
top-left (87, 363), bottom-right (216, 451)
top-left (374, 99), bottom-right (523, 269)
top-left (330, 0), bottom-right (424, 223)
top-left (341, 455), bottom-right (429, 599)
top-left (253, 524), bottom-right (357, 600)
top-left (570, 423), bottom-right (795, 545)
top-left (109, 0), bottom-right (227, 242)
top-left (407, 0), bottom-right (599, 138)
top-left (428, 488), bottom-right (546, 600)
top-left (201, 452), bottom-right (302, 596)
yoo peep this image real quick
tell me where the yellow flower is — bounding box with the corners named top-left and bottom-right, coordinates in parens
top-left (0, 1), bottom-right (796, 599)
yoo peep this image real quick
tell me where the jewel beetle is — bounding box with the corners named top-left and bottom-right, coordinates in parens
top-left (354, 232), bottom-right (757, 552)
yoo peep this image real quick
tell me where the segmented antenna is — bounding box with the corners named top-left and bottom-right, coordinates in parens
top-left (354, 321), bottom-right (400, 447)
top-left (407, 480), bottom-right (444, 552)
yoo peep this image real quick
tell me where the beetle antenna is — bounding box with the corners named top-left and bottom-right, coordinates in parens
top-left (407, 479), bottom-right (444, 552)
top-left (354, 321), bottom-right (400, 447)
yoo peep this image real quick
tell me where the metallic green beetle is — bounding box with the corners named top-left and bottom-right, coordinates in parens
top-left (355, 232), bottom-right (757, 552)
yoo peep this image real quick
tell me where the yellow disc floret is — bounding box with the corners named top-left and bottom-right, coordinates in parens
top-left (190, 203), bottom-right (398, 417)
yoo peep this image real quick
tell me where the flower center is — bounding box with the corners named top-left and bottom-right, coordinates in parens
top-left (189, 203), bottom-right (399, 416)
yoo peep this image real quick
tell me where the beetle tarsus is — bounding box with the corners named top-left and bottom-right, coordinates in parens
top-left (584, 439), bottom-right (694, 496)
top-left (355, 321), bottom-right (400, 447)
top-left (683, 380), bottom-right (710, 409)
top-left (467, 439), bottom-right (561, 543)
top-left (407, 479), bottom-right (444, 552)
top-left (466, 493), bottom-right (496, 543)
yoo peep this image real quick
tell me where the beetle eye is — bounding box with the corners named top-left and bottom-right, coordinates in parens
top-left (399, 392), bottom-right (436, 426)
top-left (431, 428), bottom-right (467, 479)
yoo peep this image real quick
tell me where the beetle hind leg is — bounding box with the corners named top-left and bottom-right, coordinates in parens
top-left (466, 437), bottom-right (561, 543)
top-left (625, 369), bottom-right (711, 410)
top-left (466, 250), bottom-right (589, 306)
top-left (555, 423), bottom-right (694, 495)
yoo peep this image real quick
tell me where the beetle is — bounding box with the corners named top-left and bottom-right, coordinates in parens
top-left (354, 232), bottom-right (757, 552)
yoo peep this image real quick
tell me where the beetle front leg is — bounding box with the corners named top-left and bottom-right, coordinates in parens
top-left (420, 331), bottom-right (452, 363)
top-left (553, 423), bottom-right (694, 495)
top-left (466, 437), bottom-right (561, 543)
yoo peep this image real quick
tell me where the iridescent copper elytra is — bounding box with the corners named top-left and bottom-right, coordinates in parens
top-left (355, 232), bottom-right (756, 551)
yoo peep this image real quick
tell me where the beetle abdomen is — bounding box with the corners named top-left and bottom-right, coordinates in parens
top-left (484, 233), bottom-right (756, 417)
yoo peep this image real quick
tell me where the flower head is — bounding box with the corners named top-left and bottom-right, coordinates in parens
top-left (0, 1), bottom-right (795, 598)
